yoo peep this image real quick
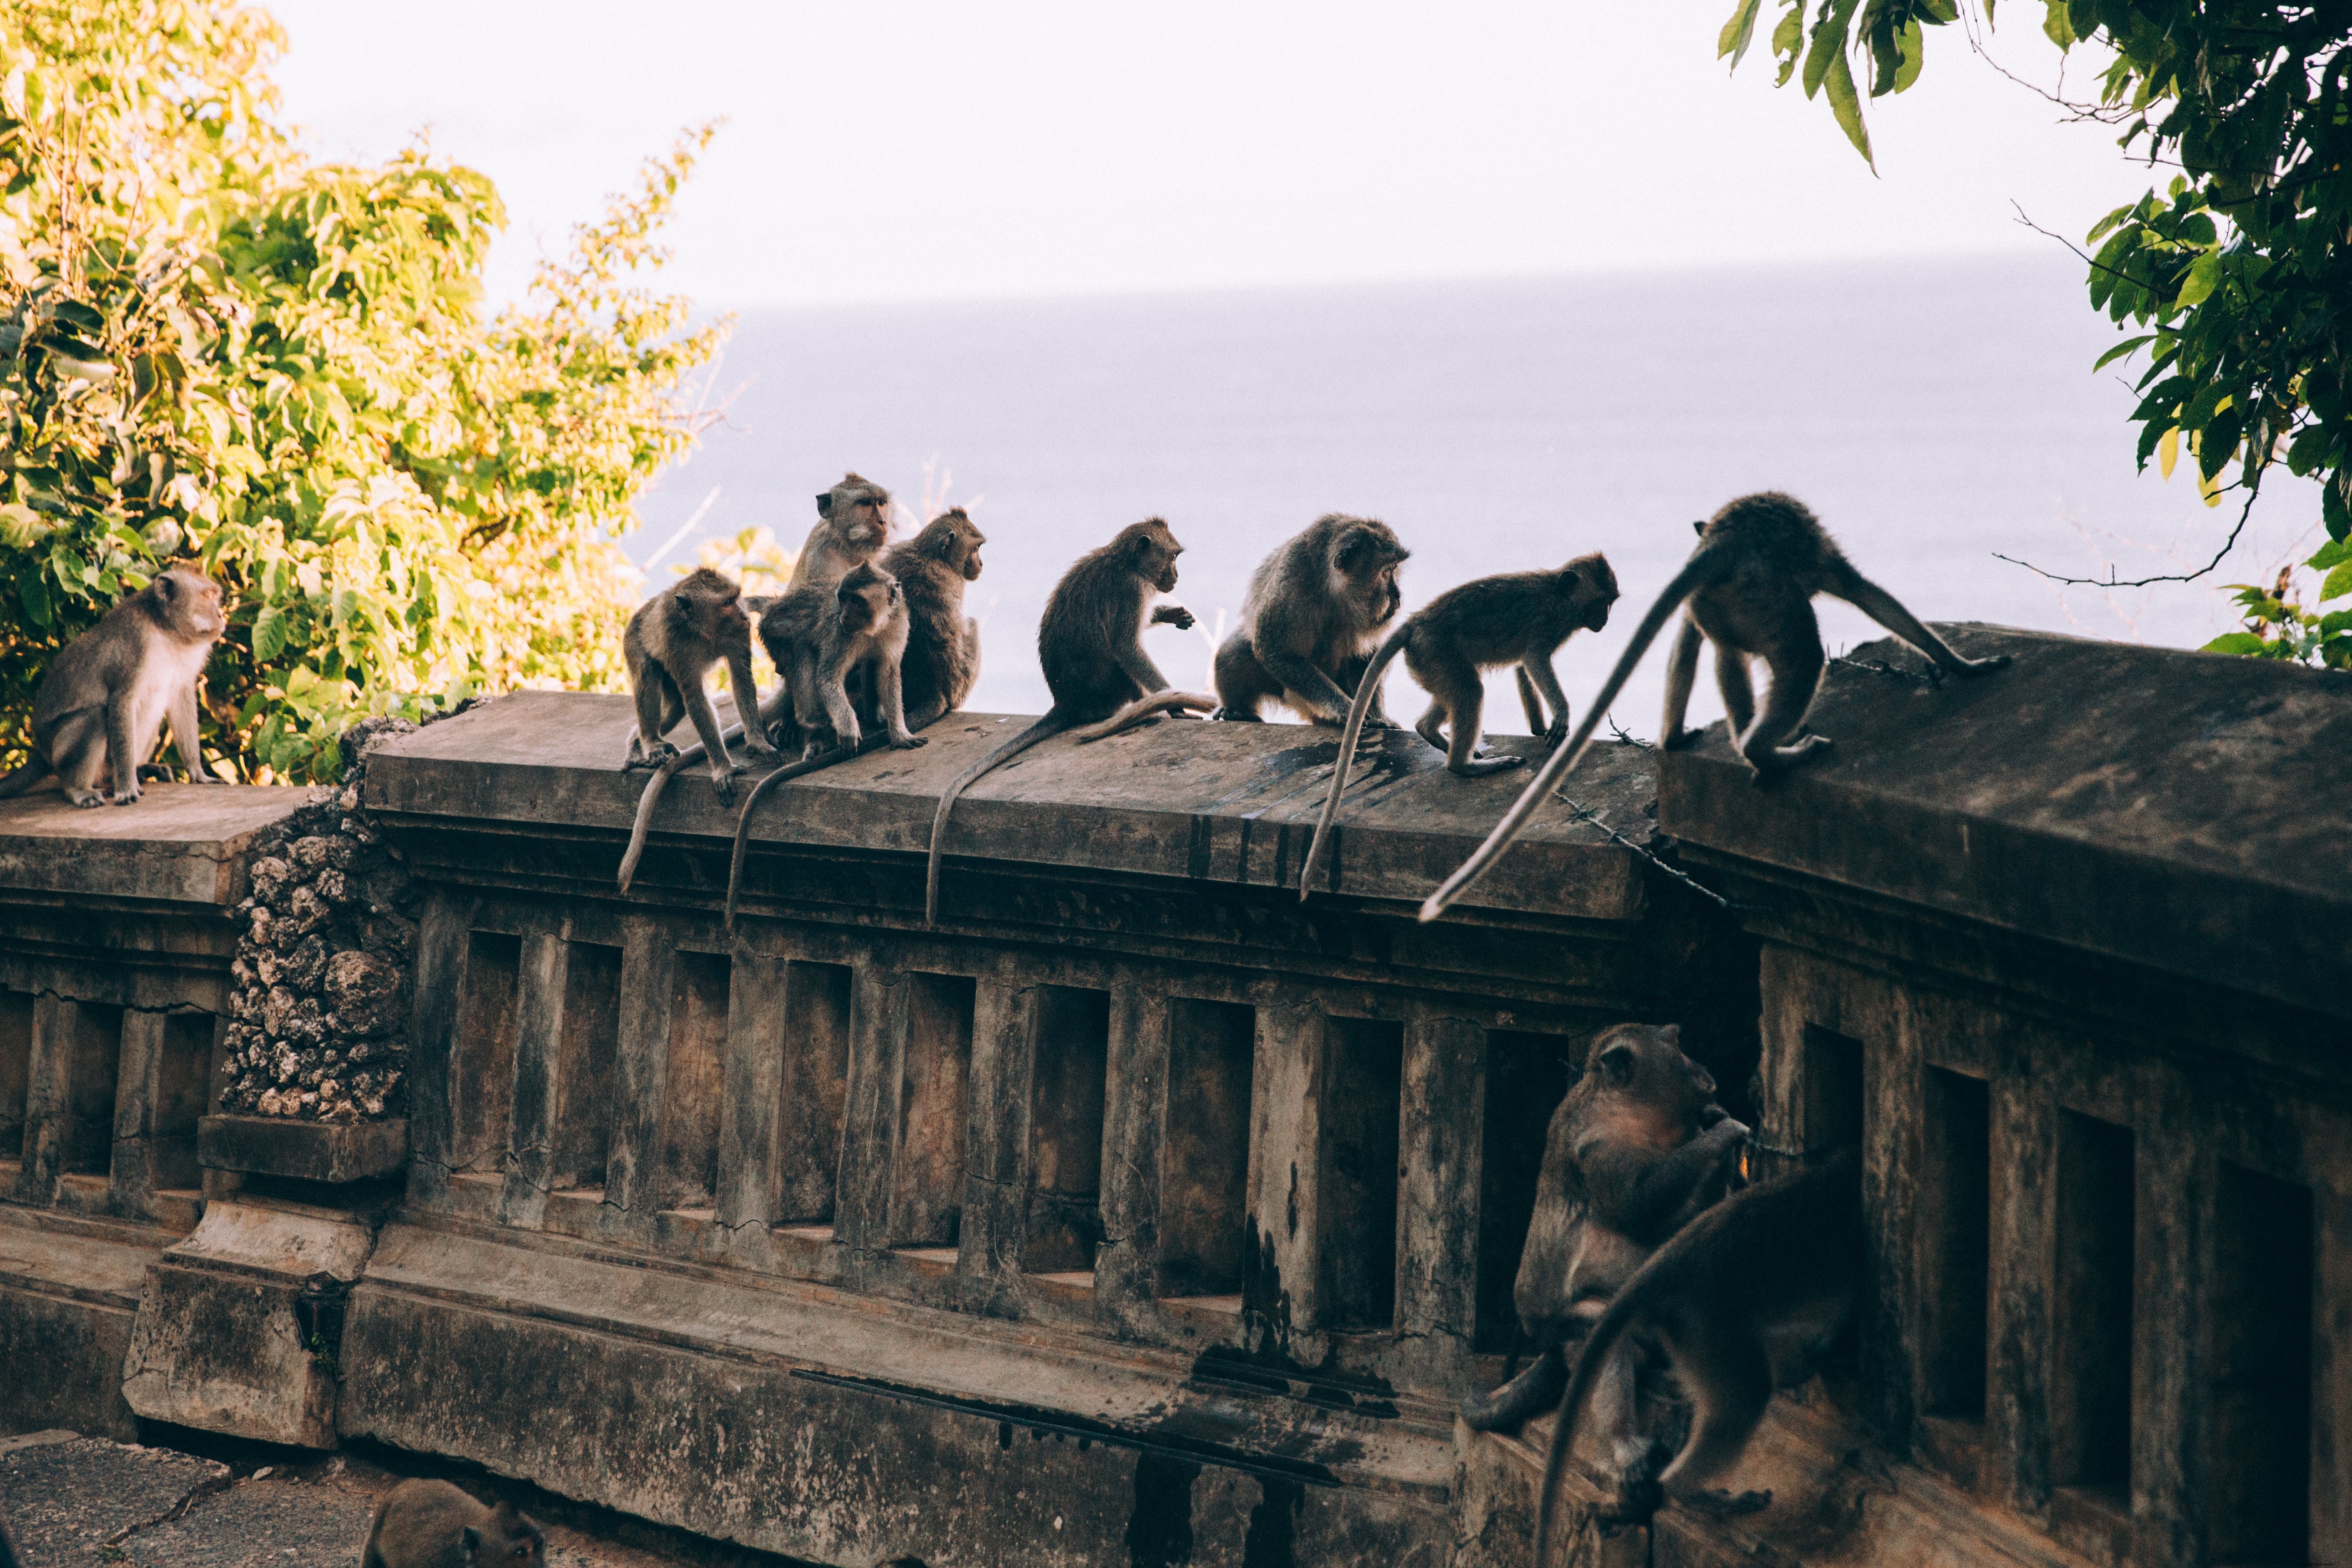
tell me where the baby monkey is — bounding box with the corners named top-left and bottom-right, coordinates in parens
top-left (1300, 554), bottom-right (1617, 897)
top-left (924, 517), bottom-right (1212, 926)
top-left (621, 565), bottom-right (778, 797)
top-left (758, 561), bottom-right (924, 760)
top-left (0, 564), bottom-right (228, 807)
top-left (1421, 491), bottom-right (2009, 922)
top-left (362, 1477), bottom-right (545, 1568)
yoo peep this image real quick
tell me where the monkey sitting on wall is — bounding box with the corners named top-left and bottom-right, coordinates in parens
top-left (923, 517), bottom-right (1215, 926)
top-left (362, 1477), bottom-right (545, 1568)
top-left (1299, 554), bottom-right (1619, 897)
top-left (1534, 1148), bottom-right (1862, 1557)
top-left (621, 565), bottom-right (779, 795)
top-left (789, 472), bottom-right (894, 592)
top-left (1462, 1025), bottom-right (1747, 1462)
top-left (1421, 491), bottom-right (2010, 922)
top-left (875, 506), bottom-right (985, 731)
top-left (1211, 514), bottom-right (1408, 726)
top-left (0, 564), bottom-right (228, 807)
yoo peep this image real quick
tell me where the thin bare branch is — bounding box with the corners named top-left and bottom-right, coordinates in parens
top-left (1993, 484), bottom-right (2260, 588)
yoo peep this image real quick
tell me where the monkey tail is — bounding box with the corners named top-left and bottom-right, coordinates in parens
top-left (1067, 689), bottom-right (1216, 743)
top-left (1298, 622), bottom-right (1413, 902)
top-left (0, 756), bottom-right (53, 802)
top-left (1533, 1232), bottom-right (1685, 1566)
top-left (1418, 557), bottom-right (1711, 923)
top-left (924, 713), bottom-right (1070, 927)
top-left (724, 733), bottom-right (896, 928)
top-left (616, 711), bottom-right (757, 894)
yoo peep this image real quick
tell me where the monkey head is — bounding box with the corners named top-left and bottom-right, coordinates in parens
top-left (913, 508), bottom-right (986, 582)
top-left (460, 1499), bottom-right (545, 1568)
top-left (816, 472), bottom-right (893, 551)
top-left (1120, 517), bottom-right (1184, 593)
top-left (1577, 1023), bottom-right (1724, 1142)
top-left (151, 565), bottom-right (227, 643)
top-left (835, 561), bottom-right (902, 631)
top-left (1559, 551), bottom-right (1620, 634)
top-left (1323, 515), bottom-right (1408, 629)
top-left (672, 565), bottom-right (750, 639)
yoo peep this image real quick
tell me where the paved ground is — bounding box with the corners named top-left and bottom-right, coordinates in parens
top-left (0, 1431), bottom-right (720, 1568)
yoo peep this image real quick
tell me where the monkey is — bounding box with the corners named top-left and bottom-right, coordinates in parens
top-left (1419, 491), bottom-right (2011, 922)
top-left (923, 517), bottom-right (1215, 926)
top-left (621, 566), bottom-right (779, 801)
top-left (757, 561), bottom-right (924, 761)
top-left (1461, 1025), bottom-right (1747, 1454)
top-left (876, 506), bottom-right (985, 731)
top-left (1298, 555), bottom-right (1619, 897)
top-left (361, 1477), bottom-right (545, 1568)
top-left (0, 564), bottom-right (228, 807)
top-left (1533, 1148), bottom-right (1862, 1558)
top-left (788, 472), bottom-right (894, 591)
top-left (1211, 514), bottom-right (1408, 727)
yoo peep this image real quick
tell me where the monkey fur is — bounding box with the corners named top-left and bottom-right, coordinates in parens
top-left (923, 517), bottom-right (1213, 926)
top-left (876, 506), bottom-right (985, 731)
top-left (0, 565), bottom-right (227, 807)
top-left (789, 472), bottom-right (893, 591)
top-left (757, 561), bottom-right (924, 761)
top-left (621, 565), bottom-right (779, 796)
top-left (1211, 514), bottom-right (1408, 726)
top-left (361, 1477), bottom-right (545, 1568)
top-left (1299, 555), bottom-right (1618, 897)
top-left (1460, 1024), bottom-right (1746, 1443)
top-left (1534, 1148), bottom-right (1862, 1557)
top-left (1421, 491), bottom-right (2010, 922)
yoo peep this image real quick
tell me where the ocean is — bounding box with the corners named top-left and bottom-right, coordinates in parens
top-left (631, 253), bottom-right (2323, 737)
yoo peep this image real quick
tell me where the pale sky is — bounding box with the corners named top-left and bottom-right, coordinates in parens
top-left (266, 2), bottom-right (2156, 309)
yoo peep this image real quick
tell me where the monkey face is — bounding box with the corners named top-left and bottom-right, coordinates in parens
top-left (161, 568), bottom-right (228, 639)
top-left (1591, 1023), bottom-right (1720, 1130)
top-left (961, 546), bottom-right (984, 583)
top-left (1330, 519), bottom-right (1407, 625)
top-left (1134, 521), bottom-right (1183, 592)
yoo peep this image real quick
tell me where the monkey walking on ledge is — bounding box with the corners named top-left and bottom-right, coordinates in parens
top-left (0, 564), bottom-right (229, 807)
top-left (1298, 553), bottom-right (1619, 898)
top-left (1420, 491), bottom-right (2011, 922)
top-left (923, 517), bottom-right (1215, 927)
top-left (1533, 1148), bottom-right (1863, 1563)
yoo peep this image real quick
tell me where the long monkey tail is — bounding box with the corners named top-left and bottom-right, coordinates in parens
top-left (1298, 621), bottom-right (1413, 902)
top-left (924, 712), bottom-right (1071, 927)
top-left (1532, 1243), bottom-right (1670, 1568)
top-left (0, 756), bottom-right (52, 802)
top-left (616, 708), bottom-right (756, 894)
top-left (724, 732), bottom-right (897, 928)
top-left (1068, 689), bottom-right (1217, 743)
top-left (1418, 555), bottom-right (1711, 923)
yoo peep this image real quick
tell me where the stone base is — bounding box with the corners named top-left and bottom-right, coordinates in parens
top-left (120, 1199), bottom-right (380, 1448)
top-left (0, 1207), bottom-right (160, 1440)
top-left (197, 1116), bottom-right (409, 1184)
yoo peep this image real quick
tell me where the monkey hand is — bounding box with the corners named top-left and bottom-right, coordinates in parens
top-left (110, 786), bottom-right (142, 807)
top-left (1151, 603), bottom-right (1195, 630)
top-left (1544, 718), bottom-right (1570, 750)
top-left (890, 732), bottom-right (928, 751)
top-left (1661, 727), bottom-right (1704, 751)
top-left (710, 771), bottom-right (738, 807)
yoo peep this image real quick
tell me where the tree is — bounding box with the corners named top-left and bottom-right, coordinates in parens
top-left (1719, 0), bottom-right (2352, 667)
top-left (0, 0), bottom-right (730, 782)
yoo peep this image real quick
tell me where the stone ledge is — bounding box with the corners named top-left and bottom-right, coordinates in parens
top-left (1658, 625), bottom-right (2352, 1022)
top-left (198, 1115), bottom-right (409, 1184)
top-left (0, 783), bottom-right (318, 907)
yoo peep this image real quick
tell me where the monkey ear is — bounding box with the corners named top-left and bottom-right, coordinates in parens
top-left (1660, 1023), bottom-right (1681, 1042)
top-left (1691, 520), bottom-right (1706, 536)
top-left (1556, 569), bottom-right (1579, 595)
top-left (1598, 1043), bottom-right (1636, 1084)
top-left (816, 492), bottom-right (834, 517)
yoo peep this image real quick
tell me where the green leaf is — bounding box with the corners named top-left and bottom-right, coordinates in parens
top-left (2093, 334), bottom-right (2155, 372)
top-left (1719, 0), bottom-right (1767, 66)
top-left (2309, 539), bottom-right (2352, 571)
top-left (19, 574), bottom-right (50, 629)
top-left (2174, 252), bottom-right (2222, 308)
top-left (1822, 49), bottom-right (1875, 167)
top-left (2321, 561), bottom-right (2352, 604)
top-left (2200, 632), bottom-right (2268, 656)
top-left (252, 605), bottom-right (288, 661)
top-left (1891, 18), bottom-right (1926, 94)
top-left (1803, 0), bottom-right (1862, 100)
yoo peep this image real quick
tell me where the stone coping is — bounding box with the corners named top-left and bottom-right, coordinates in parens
top-left (197, 1115), bottom-right (409, 1184)
top-left (1659, 625), bottom-right (2352, 1020)
top-left (363, 689), bottom-right (1665, 922)
top-left (0, 783), bottom-right (318, 907)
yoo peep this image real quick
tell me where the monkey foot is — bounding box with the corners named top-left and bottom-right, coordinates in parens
top-left (1448, 756), bottom-right (1524, 777)
top-left (1595, 1478), bottom-right (1663, 1526)
top-left (1661, 728), bottom-right (1704, 751)
top-left (1208, 708), bottom-right (1261, 722)
top-left (67, 793), bottom-right (104, 808)
top-left (1673, 1487), bottom-right (1771, 1518)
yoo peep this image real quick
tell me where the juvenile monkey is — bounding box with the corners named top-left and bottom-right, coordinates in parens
top-left (1462, 1024), bottom-right (1746, 1443)
top-left (758, 561), bottom-right (924, 760)
top-left (877, 506), bottom-right (985, 731)
top-left (1421, 491), bottom-right (2010, 922)
top-left (1534, 1149), bottom-right (1862, 1557)
top-left (1299, 555), bottom-right (1618, 897)
top-left (621, 566), bottom-right (779, 794)
top-left (1212, 514), bottom-right (1408, 726)
top-left (923, 517), bottom-right (1213, 926)
top-left (361, 1477), bottom-right (545, 1568)
top-left (0, 564), bottom-right (227, 807)
top-left (788, 472), bottom-right (893, 591)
